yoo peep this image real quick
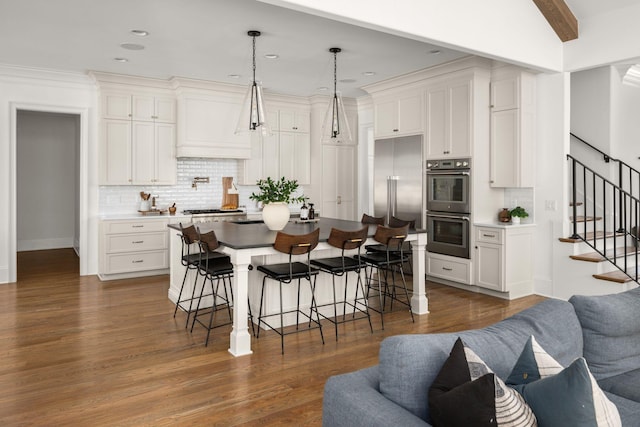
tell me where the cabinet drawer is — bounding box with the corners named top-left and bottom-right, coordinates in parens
top-left (476, 227), bottom-right (503, 244)
top-left (427, 254), bottom-right (471, 284)
top-left (105, 232), bottom-right (167, 253)
top-left (105, 220), bottom-right (168, 234)
top-left (104, 250), bottom-right (168, 274)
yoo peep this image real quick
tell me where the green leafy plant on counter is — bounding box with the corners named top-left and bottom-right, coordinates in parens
top-left (509, 206), bottom-right (529, 218)
top-left (249, 177), bottom-right (306, 204)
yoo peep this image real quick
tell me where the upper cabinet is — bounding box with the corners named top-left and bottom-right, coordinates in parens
top-left (277, 107), bottom-right (310, 133)
top-left (489, 68), bottom-right (536, 188)
top-left (98, 86), bottom-right (176, 186)
top-left (374, 90), bottom-right (424, 138)
top-left (425, 76), bottom-right (472, 159)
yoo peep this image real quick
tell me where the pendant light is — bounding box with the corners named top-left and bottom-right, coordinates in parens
top-left (321, 47), bottom-right (352, 144)
top-left (235, 30), bottom-right (271, 136)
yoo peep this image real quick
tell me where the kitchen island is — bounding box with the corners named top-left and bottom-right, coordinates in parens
top-left (167, 217), bottom-right (428, 357)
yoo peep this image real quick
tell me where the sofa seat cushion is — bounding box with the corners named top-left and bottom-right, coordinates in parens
top-left (604, 392), bottom-right (640, 426)
top-left (569, 287), bottom-right (640, 379)
top-left (378, 299), bottom-right (583, 422)
top-left (598, 367), bottom-right (640, 402)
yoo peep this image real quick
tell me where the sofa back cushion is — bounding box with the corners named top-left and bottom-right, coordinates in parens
top-left (569, 286), bottom-right (640, 379)
top-left (378, 299), bottom-right (583, 423)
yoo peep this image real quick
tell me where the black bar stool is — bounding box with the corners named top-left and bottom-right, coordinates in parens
top-left (365, 216), bottom-right (415, 273)
top-left (256, 228), bottom-right (324, 354)
top-left (358, 224), bottom-right (415, 329)
top-left (310, 226), bottom-right (372, 341)
top-left (173, 223), bottom-right (230, 328)
top-left (190, 228), bottom-right (235, 346)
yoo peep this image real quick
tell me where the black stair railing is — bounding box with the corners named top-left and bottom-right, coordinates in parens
top-left (567, 154), bottom-right (640, 283)
top-left (571, 133), bottom-right (640, 232)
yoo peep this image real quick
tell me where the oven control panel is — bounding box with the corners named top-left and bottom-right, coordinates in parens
top-left (426, 158), bottom-right (470, 170)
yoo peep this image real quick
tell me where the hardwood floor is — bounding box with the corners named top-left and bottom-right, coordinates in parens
top-left (0, 249), bottom-right (545, 426)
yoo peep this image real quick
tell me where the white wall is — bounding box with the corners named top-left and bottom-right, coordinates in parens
top-left (0, 65), bottom-right (98, 283)
top-left (17, 111), bottom-right (79, 251)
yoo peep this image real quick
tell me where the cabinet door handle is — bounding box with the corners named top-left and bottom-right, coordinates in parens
top-left (482, 234), bottom-right (496, 238)
top-left (132, 260), bottom-right (144, 263)
top-left (442, 267), bottom-right (453, 271)
top-left (132, 225), bottom-right (144, 228)
top-left (132, 240), bottom-right (144, 244)
top-left (337, 196), bottom-right (342, 205)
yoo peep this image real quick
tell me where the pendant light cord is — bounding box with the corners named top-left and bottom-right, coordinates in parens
top-left (333, 49), bottom-right (337, 96)
top-left (252, 34), bottom-right (257, 84)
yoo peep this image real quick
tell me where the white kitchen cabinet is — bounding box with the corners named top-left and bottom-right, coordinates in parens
top-left (102, 91), bottom-right (176, 123)
top-left (374, 90), bottom-right (424, 138)
top-left (425, 77), bottom-right (472, 159)
top-left (427, 252), bottom-right (472, 284)
top-left (321, 145), bottom-right (356, 220)
top-left (239, 105), bottom-right (311, 185)
top-left (99, 218), bottom-right (169, 280)
top-left (490, 70), bottom-right (535, 188)
top-left (100, 120), bottom-right (176, 185)
top-left (474, 225), bottom-right (534, 294)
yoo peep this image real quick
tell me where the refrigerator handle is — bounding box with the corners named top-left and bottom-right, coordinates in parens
top-left (387, 176), bottom-right (399, 223)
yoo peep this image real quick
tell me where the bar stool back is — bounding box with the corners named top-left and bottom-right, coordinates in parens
top-left (366, 216), bottom-right (415, 272)
top-left (256, 228), bottom-right (324, 354)
top-left (358, 224), bottom-right (415, 329)
top-left (173, 223), bottom-right (229, 328)
top-left (190, 228), bottom-right (235, 346)
top-left (310, 226), bottom-right (372, 340)
top-left (361, 213), bottom-right (385, 225)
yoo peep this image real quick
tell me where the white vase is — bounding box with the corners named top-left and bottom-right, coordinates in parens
top-left (262, 202), bottom-right (290, 231)
top-left (511, 216), bottom-right (521, 224)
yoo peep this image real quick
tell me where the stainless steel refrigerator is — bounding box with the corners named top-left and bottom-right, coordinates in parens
top-left (374, 135), bottom-right (423, 229)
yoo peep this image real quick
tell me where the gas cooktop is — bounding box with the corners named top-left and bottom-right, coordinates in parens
top-left (183, 208), bottom-right (243, 215)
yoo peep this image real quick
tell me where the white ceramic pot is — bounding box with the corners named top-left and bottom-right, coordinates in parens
top-left (511, 216), bottom-right (521, 224)
top-left (262, 202), bottom-right (290, 231)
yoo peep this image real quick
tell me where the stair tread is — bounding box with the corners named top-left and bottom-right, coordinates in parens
top-left (559, 231), bottom-right (623, 243)
top-left (570, 216), bottom-right (603, 222)
top-left (593, 270), bottom-right (636, 283)
top-left (570, 247), bottom-right (640, 263)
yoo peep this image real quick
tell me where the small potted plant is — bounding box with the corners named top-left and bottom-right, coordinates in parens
top-left (509, 206), bottom-right (529, 224)
top-left (250, 177), bottom-right (306, 230)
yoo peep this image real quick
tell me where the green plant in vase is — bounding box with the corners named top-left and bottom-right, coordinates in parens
top-left (509, 206), bottom-right (529, 224)
top-left (250, 177), bottom-right (306, 230)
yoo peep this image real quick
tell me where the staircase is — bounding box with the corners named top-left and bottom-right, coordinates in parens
top-left (560, 134), bottom-right (640, 294)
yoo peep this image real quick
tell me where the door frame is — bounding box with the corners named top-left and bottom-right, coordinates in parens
top-left (9, 103), bottom-right (89, 281)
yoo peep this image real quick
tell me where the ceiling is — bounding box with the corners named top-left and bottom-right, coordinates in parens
top-left (0, 0), bottom-right (634, 98)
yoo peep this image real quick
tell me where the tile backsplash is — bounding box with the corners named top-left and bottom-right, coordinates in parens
top-left (504, 187), bottom-right (534, 221)
top-left (100, 158), bottom-right (257, 214)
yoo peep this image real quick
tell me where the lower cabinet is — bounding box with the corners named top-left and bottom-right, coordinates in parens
top-left (427, 252), bottom-right (472, 284)
top-left (474, 225), bottom-right (534, 295)
top-left (99, 218), bottom-right (169, 280)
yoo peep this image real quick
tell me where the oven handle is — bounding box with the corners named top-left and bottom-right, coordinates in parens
top-left (427, 213), bottom-right (470, 222)
top-left (426, 170), bottom-right (470, 176)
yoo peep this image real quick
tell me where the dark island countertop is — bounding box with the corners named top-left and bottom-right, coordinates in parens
top-left (168, 217), bottom-right (424, 250)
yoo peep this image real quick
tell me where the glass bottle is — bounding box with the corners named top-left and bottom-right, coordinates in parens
top-left (300, 201), bottom-right (309, 220)
top-left (308, 203), bottom-right (315, 220)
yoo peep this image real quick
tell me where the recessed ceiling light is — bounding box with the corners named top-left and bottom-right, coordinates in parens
top-left (264, 54), bottom-right (279, 59)
top-left (114, 57), bottom-right (129, 63)
top-left (120, 42), bottom-right (145, 51)
top-left (362, 71), bottom-right (376, 76)
top-left (317, 87), bottom-right (329, 92)
top-left (429, 49), bottom-right (441, 55)
top-left (130, 29), bottom-right (149, 37)
top-left (339, 78), bottom-right (356, 84)
top-left (228, 74), bottom-right (241, 79)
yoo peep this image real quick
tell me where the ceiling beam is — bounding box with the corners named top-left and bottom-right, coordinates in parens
top-left (532, 0), bottom-right (578, 42)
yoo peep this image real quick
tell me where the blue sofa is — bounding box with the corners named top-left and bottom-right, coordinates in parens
top-left (322, 288), bottom-right (640, 426)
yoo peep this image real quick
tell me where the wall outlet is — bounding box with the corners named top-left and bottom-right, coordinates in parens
top-left (545, 200), bottom-right (557, 211)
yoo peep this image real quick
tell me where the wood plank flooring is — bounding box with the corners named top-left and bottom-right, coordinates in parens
top-left (0, 249), bottom-right (546, 426)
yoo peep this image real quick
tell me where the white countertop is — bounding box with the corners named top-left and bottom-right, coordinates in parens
top-left (99, 212), bottom-right (191, 220)
top-left (474, 221), bottom-right (536, 229)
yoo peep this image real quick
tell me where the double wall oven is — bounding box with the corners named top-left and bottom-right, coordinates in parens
top-left (426, 158), bottom-right (471, 259)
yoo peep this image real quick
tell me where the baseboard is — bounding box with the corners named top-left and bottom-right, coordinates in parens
top-left (17, 238), bottom-right (73, 251)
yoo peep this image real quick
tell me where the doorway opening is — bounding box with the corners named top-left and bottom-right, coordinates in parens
top-left (15, 110), bottom-right (81, 280)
